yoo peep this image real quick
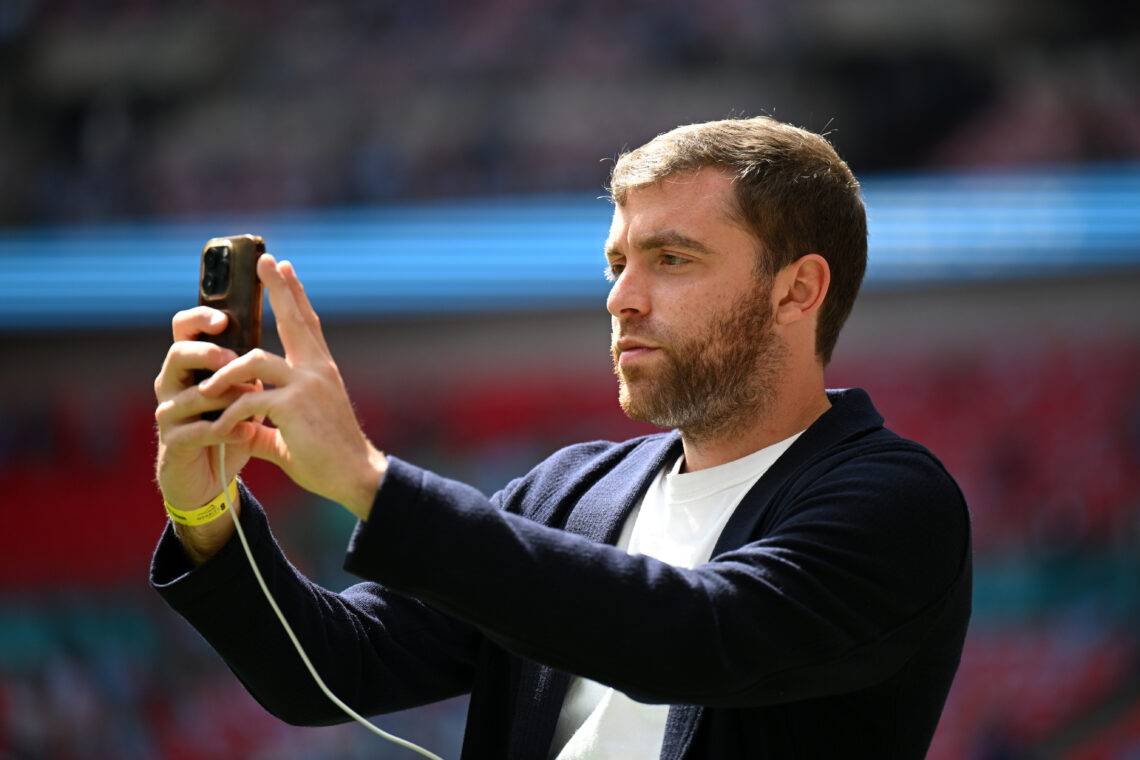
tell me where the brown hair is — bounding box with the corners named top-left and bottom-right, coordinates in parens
top-left (608, 116), bottom-right (867, 366)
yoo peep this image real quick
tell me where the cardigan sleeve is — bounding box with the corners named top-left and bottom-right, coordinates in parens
top-left (150, 483), bottom-right (481, 725)
top-left (345, 449), bottom-right (970, 707)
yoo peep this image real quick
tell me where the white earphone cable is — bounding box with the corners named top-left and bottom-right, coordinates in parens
top-left (217, 442), bottom-right (444, 760)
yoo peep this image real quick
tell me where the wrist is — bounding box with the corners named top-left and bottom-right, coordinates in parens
top-left (166, 480), bottom-right (242, 566)
top-left (345, 446), bottom-right (387, 522)
top-left (164, 478), bottom-right (238, 527)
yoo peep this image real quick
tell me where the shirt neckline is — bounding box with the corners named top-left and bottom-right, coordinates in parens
top-left (665, 431), bottom-right (804, 504)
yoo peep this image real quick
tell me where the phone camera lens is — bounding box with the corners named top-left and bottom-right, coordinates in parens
top-left (201, 245), bottom-right (230, 296)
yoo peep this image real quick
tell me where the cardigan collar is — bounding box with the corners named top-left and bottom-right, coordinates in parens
top-left (712, 387), bottom-right (884, 557)
top-left (557, 388), bottom-right (883, 552)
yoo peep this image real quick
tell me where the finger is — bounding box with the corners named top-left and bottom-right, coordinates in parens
top-left (259, 255), bottom-right (324, 363)
top-left (234, 420), bottom-right (287, 469)
top-left (173, 306), bottom-right (228, 342)
top-left (211, 385), bottom-right (284, 430)
top-left (213, 418), bottom-right (266, 449)
top-left (211, 388), bottom-right (291, 452)
top-left (278, 260), bottom-right (331, 355)
top-left (156, 415), bottom-right (230, 453)
top-left (156, 383), bottom-right (259, 430)
top-left (155, 341), bottom-right (239, 401)
top-left (197, 347), bottom-right (292, 397)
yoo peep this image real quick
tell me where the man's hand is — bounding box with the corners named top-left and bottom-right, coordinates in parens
top-left (154, 307), bottom-right (261, 563)
top-left (197, 255), bottom-right (387, 521)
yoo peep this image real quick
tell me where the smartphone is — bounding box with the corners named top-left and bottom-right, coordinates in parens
top-left (195, 234), bottom-right (266, 419)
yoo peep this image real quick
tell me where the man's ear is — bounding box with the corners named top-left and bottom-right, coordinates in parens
top-left (774, 254), bottom-right (830, 326)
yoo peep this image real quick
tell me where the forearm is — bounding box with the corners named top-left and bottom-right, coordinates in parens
top-left (345, 456), bottom-right (971, 706)
top-left (152, 486), bottom-right (478, 723)
top-left (346, 458), bottom-right (781, 700)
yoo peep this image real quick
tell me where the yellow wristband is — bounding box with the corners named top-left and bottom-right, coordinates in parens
top-left (164, 478), bottom-right (239, 527)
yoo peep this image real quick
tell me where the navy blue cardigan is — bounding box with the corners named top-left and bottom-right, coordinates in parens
top-left (152, 388), bottom-right (972, 759)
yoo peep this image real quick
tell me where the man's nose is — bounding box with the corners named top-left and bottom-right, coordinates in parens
top-left (606, 265), bottom-right (650, 319)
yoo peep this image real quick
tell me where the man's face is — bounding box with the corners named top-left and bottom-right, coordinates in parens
top-left (606, 168), bottom-right (788, 441)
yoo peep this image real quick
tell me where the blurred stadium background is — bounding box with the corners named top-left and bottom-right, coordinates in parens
top-left (1, 1), bottom-right (1139, 758)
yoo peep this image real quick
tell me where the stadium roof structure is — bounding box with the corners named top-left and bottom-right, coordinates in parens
top-left (1, 163), bottom-right (1138, 330)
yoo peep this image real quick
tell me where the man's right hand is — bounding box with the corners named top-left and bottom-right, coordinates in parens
top-left (153, 306), bottom-right (261, 564)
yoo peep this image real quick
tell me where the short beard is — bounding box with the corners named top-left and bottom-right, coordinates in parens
top-left (613, 276), bottom-right (787, 443)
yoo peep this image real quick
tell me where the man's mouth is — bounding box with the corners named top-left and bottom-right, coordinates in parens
top-left (614, 338), bottom-right (661, 366)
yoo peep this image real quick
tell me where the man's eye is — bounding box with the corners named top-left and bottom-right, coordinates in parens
top-left (604, 263), bottom-right (625, 281)
top-left (661, 254), bottom-right (688, 267)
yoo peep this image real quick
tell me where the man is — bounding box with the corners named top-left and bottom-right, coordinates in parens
top-left (152, 116), bottom-right (971, 759)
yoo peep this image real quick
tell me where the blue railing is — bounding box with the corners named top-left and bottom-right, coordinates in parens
top-left (1, 165), bottom-right (1137, 329)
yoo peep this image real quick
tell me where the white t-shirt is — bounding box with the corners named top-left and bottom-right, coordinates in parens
top-left (549, 433), bottom-right (802, 759)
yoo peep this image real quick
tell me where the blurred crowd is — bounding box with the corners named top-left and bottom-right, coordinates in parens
top-left (2, 337), bottom-right (1140, 758)
top-left (0, 591), bottom-right (468, 759)
top-left (1, 0), bottom-right (1138, 224)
